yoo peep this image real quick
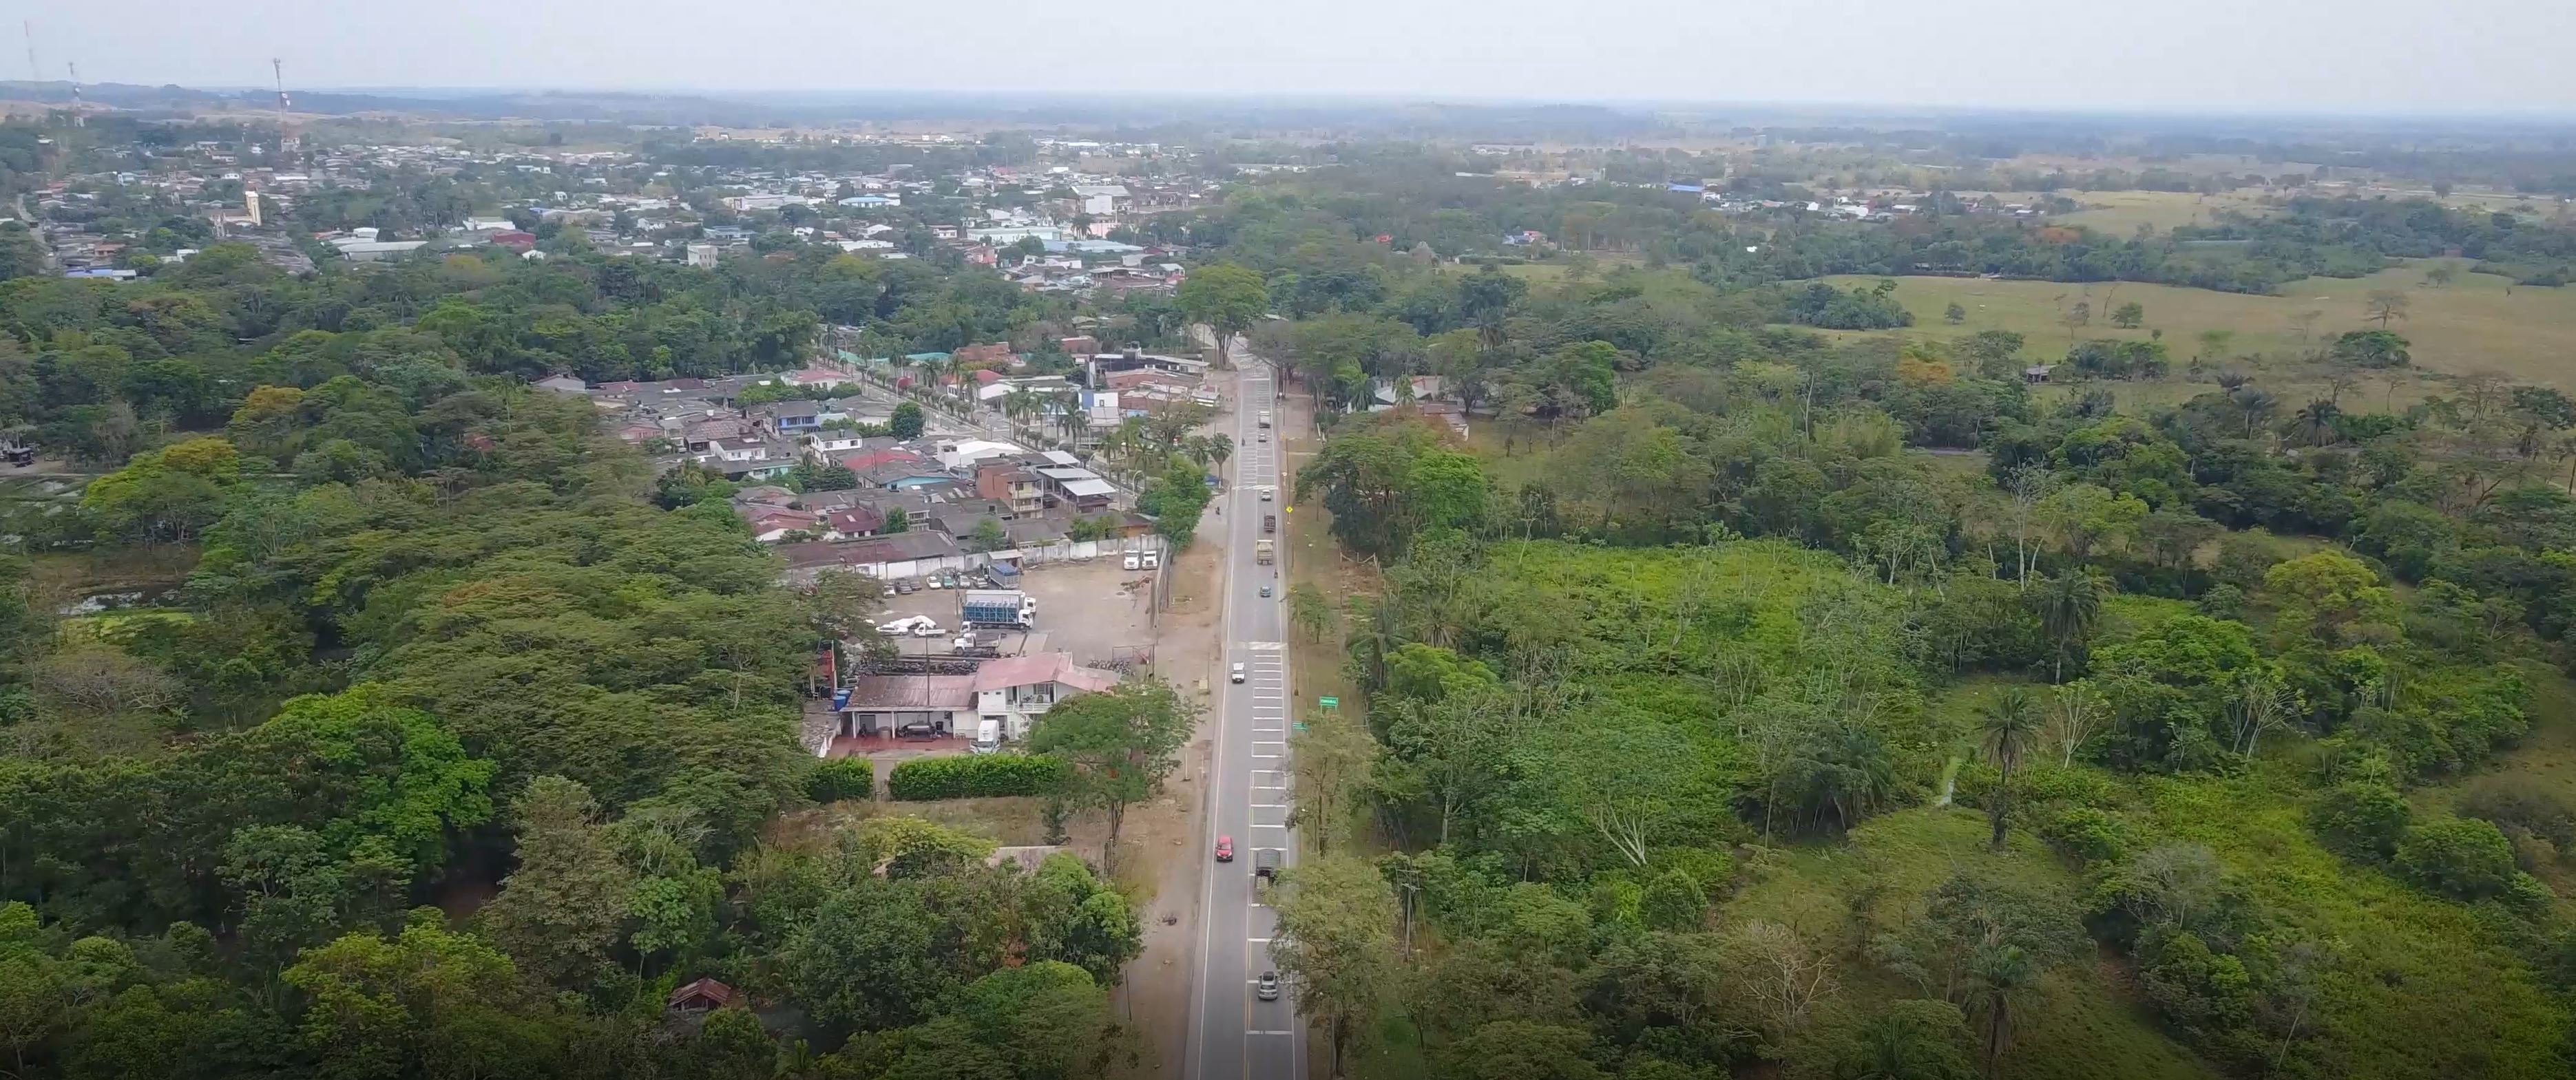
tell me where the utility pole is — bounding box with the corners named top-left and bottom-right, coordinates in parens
top-left (22, 21), bottom-right (36, 86)
top-left (65, 62), bottom-right (80, 125)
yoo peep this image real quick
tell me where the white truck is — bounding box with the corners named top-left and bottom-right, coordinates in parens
top-left (959, 589), bottom-right (1038, 628)
top-left (1257, 410), bottom-right (1272, 429)
top-left (876, 615), bottom-right (943, 637)
top-left (1141, 549), bottom-right (1160, 569)
top-left (1255, 539), bottom-right (1275, 565)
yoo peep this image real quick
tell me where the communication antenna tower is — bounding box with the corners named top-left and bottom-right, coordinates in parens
top-left (272, 58), bottom-right (294, 153)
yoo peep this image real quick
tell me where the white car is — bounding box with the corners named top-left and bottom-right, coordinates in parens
top-left (911, 623), bottom-right (945, 637)
top-left (1230, 662), bottom-right (1246, 684)
top-left (1260, 488), bottom-right (1273, 501)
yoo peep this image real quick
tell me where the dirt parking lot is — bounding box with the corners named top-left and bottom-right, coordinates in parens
top-left (872, 557), bottom-right (1162, 669)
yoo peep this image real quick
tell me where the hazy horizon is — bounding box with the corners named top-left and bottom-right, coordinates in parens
top-left (24, 0), bottom-right (2576, 116)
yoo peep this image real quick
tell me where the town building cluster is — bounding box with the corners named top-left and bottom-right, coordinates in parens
top-left (15, 129), bottom-right (1211, 299)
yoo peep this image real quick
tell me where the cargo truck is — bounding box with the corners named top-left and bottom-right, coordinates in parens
top-left (959, 589), bottom-right (1038, 628)
top-left (1255, 539), bottom-right (1274, 565)
top-left (1257, 410), bottom-right (1272, 428)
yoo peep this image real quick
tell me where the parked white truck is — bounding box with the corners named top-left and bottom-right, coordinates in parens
top-left (959, 589), bottom-right (1038, 628)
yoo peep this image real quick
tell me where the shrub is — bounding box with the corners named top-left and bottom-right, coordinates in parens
top-left (2310, 780), bottom-right (2411, 862)
top-left (1639, 869), bottom-right (1710, 932)
top-left (2458, 777), bottom-right (2576, 851)
top-left (2039, 805), bottom-right (2130, 863)
top-left (1647, 846), bottom-right (1738, 895)
top-left (2505, 871), bottom-right (2557, 914)
top-left (2394, 817), bottom-right (2518, 901)
top-left (805, 758), bottom-right (876, 803)
top-left (886, 754), bottom-right (1070, 801)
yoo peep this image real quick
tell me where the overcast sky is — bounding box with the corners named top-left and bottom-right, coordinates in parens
top-left (26, 0), bottom-right (2576, 115)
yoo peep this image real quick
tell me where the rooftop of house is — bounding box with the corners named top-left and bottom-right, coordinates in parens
top-left (667, 977), bottom-right (735, 1010)
top-left (778, 531), bottom-right (962, 569)
top-left (844, 653), bottom-right (1120, 708)
top-left (732, 485), bottom-right (799, 507)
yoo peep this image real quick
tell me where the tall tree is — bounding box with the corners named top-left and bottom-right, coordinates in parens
top-left (1976, 689), bottom-right (2044, 850)
top-left (479, 776), bottom-right (637, 991)
top-left (1961, 943), bottom-right (2035, 1076)
top-left (1288, 582), bottom-right (1336, 644)
top-left (2031, 569), bottom-right (2104, 683)
top-left (2364, 288), bottom-right (2411, 328)
top-left (283, 913), bottom-right (566, 1078)
top-left (1269, 858), bottom-right (1399, 1079)
top-left (1176, 263), bottom-right (1270, 368)
top-left (1289, 707), bottom-right (1379, 856)
top-left (1028, 678), bottom-right (1197, 874)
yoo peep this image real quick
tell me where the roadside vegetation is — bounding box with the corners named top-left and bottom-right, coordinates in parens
top-left (1215, 169), bottom-right (2576, 1077)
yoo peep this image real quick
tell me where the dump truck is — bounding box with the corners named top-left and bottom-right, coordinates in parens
top-left (1262, 513), bottom-right (1276, 535)
top-left (959, 589), bottom-right (1037, 628)
top-left (1255, 539), bottom-right (1274, 565)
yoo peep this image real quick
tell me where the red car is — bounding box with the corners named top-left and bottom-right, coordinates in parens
top-left (1214, 836), bottom-right (1234, 862)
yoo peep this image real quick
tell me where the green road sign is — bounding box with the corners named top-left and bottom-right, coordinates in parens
top-left (1318, 697), bottom-right (1338, 710)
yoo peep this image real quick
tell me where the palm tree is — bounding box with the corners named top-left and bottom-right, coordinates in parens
top-left (2292, 399), bottom-right (2340, 446)
top-left (1977, 689), bottom-right (2044, 850)
top-left (2229, 385), bottom-right (2279, 438)
top-left (2032, 569), bottom-right (2103, 684)
top-left (1060, 403), bottom-right (1090, 449)
top-left (1962, 942), bottom-right (2035, 1077)
top-left (1209, 433), bottom-right (1234, 476)
top-left (1790, 723), bottom-right (1900, 835)
top-left (1002, 386), bottom-right (1035, 432)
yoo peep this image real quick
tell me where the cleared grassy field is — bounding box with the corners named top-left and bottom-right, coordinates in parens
top-left (1445, 253), bottom-right (1646, 284)
top-left (2054, 189), bottom-right (2275, 234)
top-left (1826, 267), bottom-right (2576, 399)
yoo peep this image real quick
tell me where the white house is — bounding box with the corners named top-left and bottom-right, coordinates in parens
top-left (934, 439), bottom-right (1024, 471)
top-left (833, 653), bottom-right (1121, 741)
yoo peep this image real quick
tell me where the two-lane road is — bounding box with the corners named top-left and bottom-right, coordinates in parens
top-left (1185, 359), bottom-right (1305, 1080)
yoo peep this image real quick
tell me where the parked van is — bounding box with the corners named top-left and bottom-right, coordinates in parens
top-left (969, 719), bottom-right (1002, 755)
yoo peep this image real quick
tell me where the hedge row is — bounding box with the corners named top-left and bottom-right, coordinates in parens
top-left (887, 753), bottom-right (1070, 801)
top-left (806, 758), bottom-right (877, 803)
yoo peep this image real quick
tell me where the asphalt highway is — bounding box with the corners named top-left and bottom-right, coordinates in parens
top-left (1182, 354), bottom-right (1304, 1080)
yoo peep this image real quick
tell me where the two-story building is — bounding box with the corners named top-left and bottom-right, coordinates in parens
top-left (975, 461), bottom-right (1047, 514)
top-left (1035, 466), bottom-right (1118, 513)
top-left (695, 437), bottom-right (797, 480)
top-left (753, 400), bottom-right (824, 437)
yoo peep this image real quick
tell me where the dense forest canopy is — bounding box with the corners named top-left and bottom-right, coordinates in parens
top-left (0, 142), bottom-right (1160, 1074)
